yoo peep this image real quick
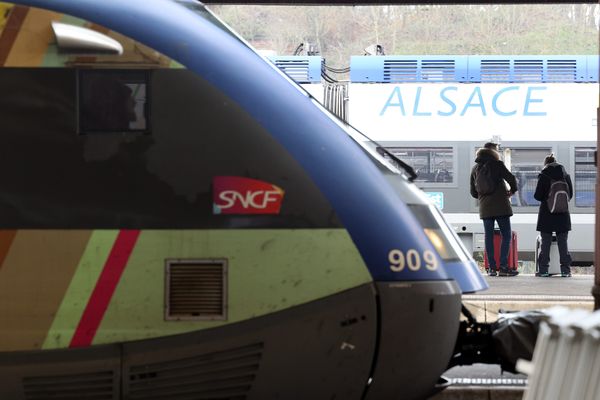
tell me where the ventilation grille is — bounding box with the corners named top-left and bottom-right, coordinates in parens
top-left (547, 59), bottom-right (577, 82)
top-left (166, 259), bottom-right (227, 320)
top-left (480, 59), bottom-right (511, 82)
top-left (383, 59), bottom-right (418, 82)
top-left (383, 59), bottom-right (456, 82)
top-left (351, 55), bottom-right (594, 83)
top-left (420, 59), bottom-right (456, 81)
top-left (128, 343), bottom-right (263, 400)
top-left (273, 59), bottom-right (311, 82)
top-left (480, 58), bottom-right (578, 82)
top-left (23, 371), bottom-right (116, 400)
top-left (514, 59), bottom-right (544, 81)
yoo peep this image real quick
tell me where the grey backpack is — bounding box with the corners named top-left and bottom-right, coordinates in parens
top-left (547, 178), bottom-right (570, 214)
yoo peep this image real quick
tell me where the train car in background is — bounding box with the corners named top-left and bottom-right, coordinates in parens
top-left (347, 55), bottom-right (598, 265)
top-left (0, 2), bottom-right (486, 400)
top-left (275, 54), bottom-right (597, 264)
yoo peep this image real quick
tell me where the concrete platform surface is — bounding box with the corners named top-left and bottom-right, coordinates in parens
top-left (463, 274), bottom-right (594, 322)
top-left (474, 273), bottom-right (594, 297)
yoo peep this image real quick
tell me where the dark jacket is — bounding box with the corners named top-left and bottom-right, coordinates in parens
top-left (533, 162), bottom-right (573, 233)
top-left (470, 148), bottom-right (518, 219)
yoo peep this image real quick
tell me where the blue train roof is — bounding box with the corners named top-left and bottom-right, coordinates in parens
top-left (350, 55), bottom-right (598, 83)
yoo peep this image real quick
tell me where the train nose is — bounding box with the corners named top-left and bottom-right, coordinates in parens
top-left (407, 203), bottom-right (489, 293)
top-left (365, 280), bottom-right (462, 400)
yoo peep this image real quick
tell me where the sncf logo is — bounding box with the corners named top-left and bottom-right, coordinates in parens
top-left (213, 176), bottom-right (285, 215)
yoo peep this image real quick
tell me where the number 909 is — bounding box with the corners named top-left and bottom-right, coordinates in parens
top-left (388, 249), bottom-right (439, 272)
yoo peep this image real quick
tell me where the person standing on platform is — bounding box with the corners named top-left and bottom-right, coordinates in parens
top-left (470, 142), bottom-right (519, 277)
top-left (534, 154), bottom-right (573, 277)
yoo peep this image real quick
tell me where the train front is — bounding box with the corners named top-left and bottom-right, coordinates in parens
top-left (331, 126), bottom-right (490, 399)
top-left (0, 1), bottom-right (487, 399)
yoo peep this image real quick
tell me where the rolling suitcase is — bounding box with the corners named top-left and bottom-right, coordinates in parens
top-left (535, 235), bottom-right (561, 275)
top-left (484, 229), bottom-right (518, 271)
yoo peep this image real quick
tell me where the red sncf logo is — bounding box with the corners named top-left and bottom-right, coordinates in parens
top-left (213, 176), bottom-right (285, 215)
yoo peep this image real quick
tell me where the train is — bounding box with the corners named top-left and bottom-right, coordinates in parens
top-left (0, 1), bottom-right (487, 400)
top-left (271, 54), bottom-right (599, 265)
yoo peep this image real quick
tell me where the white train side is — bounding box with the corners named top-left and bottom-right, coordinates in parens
top-left (345, 55), bottom-right (598, 264)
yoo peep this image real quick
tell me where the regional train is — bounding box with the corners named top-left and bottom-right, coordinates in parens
top-left (0, 1), bottom-right (486, 400)
top-left (272, 54), bottom-right (599, 265)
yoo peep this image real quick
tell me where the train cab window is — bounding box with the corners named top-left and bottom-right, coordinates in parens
top-left (79, 70), bottom-right (150, 134)
top-left (385, 147), bottom-right (454, 185)
top-left (0, 4), bottom-right (339, 230)
top-left (574, 147), bottom-right (596, 208)
top-left (508, 148), bottom-right (552, 207)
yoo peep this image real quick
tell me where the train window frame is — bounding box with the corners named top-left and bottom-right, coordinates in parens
top-left (383, 145), bottom-right (457, 188)
top-left (501, 145), bottom-right (554, 210)
top-left (572, 145), bottom-right (596, 209)
top-left (77, 68), bottom-right (151, 135)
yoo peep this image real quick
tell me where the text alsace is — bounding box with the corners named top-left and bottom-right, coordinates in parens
top-left (379, 85), bottom-right (547, 117)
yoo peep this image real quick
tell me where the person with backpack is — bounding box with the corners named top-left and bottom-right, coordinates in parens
top-left (470, 142), bottom-right (519, 277)
top-left (533, 154), bottom-right (574, 277)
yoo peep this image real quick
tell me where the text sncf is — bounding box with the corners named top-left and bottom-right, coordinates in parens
top-left (217, 190), bottom-right (281, 210)
top-left (213, 176), bottom-right (285, 215)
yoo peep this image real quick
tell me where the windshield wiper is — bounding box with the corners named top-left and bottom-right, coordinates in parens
top-left (376, 146), bottom-right (418, 182)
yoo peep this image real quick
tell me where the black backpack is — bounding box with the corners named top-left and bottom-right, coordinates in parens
top-left (547, 178), bottom-right (570, 214)
top-left (475, 162), bottom-right (497, 196)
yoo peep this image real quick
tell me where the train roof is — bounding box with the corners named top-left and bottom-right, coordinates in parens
top-left (350, 55), bottom-right (599, 83)
top-left (268, 55), bottom-right (598, 84)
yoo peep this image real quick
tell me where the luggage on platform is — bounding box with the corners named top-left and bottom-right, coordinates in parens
top-left (484, 229), bottom-right (518, 271)
top-left (535, 235), bottom-right (561, 276)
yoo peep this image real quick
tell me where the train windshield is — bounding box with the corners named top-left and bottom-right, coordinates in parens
top-left (178, 2), bottom-right (412, 178)
top-left (176, 2), bottom-right (413, 177)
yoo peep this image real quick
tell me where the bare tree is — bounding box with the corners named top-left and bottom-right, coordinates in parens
top-left (210, 3), bottom-right (599, 62)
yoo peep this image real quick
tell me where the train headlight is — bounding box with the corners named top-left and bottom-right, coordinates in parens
top-left (423, 228), bottom-right (451, 259)
top-left (407, 204), bottom-right (471, 263)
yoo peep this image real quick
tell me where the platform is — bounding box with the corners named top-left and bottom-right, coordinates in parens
top-left (463, 273), bottom-right (594, 322)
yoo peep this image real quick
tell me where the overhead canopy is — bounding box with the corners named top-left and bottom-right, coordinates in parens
top-left (205, 1), bottom-right (594, 4)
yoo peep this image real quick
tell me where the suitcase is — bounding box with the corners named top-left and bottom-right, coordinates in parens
top-left (535, 235), bottom-right (561, 275)
top-left (484, 229), bottom-right (518, 271)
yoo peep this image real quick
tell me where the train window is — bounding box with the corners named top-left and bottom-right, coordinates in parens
top-left (508, 148), bottom-right (552, 207)
top-left (574, 147), bottom-right (596, 208)
top-left (385, 147), bottom-right (454, 184)
top-left (79, 69), bottom-right (150, 134)
top-left (0, 5), bottom-right (341, 229)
